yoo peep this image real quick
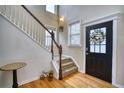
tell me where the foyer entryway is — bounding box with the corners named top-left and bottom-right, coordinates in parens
top-left (86, 21), bottom-right (113, 83)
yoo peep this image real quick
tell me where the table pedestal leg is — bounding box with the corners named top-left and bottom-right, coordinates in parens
top-left (12, 70), bottom-right (18, 88)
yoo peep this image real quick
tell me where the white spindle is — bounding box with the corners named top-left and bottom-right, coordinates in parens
top-left (24, 11), bottom-right (28, 34)
top-left (21, 7), bottom-right (25, 31)
top-left (14, 6), bottom-right (18, 26)
top-left (31, 19), bottom-right (34, 38)
top-left (0, 6), bottom-right (2, 14)
top-left (9, 6), bottom-right (12, 21)
top-left (40, 31), bottom-right (42, 44)
top-left (3, 6), bottom-right (6, 16)
top-left (35, 25), bottom-right (38, 41)
top-left (0, 6), bottom-right (7, 17)
top-left (9, 5), bottom-right (12, 21)
top-left (11, 6), bottom-right (15, 23)
top-left (39, 30), bottom-right (41, 44)
top-left (36, 26), bottom-right (40, 42)
top-left (27, 15), bottom-right (30, 35)
top-left (19, 6), bottom-right (23, 28)
top-left (5, 6), bottom-right (9, 18)
top-left (12, 5), bottom-right (16, 24)
top-left (32, 21), bottom-right (34, 39)
top-left (21, 7), bottom-right (24, 30)
top-left (26, 14), bottom-right (29, 34)
top-left (29, 19), bottom-right (32, 37)
top-left (37, 28), bottom-right (39, 43)
top-left (18, 6), bottom-right (21, 27)
top-left (22, 10), bottom-right (26, 32)
top-left (2, 5), bottom-right (6, 16)
top-left (10, 6), bottom-right (13, 22)
top-left (0, 6), bottom-right (4, 14)
top-left (19, 6), bottom-right (22, 26)
top-left (4, 5), bottom-right (7, 17)
top-left (34, 22), bottom-right (38, 40)
top-left (14, 6), bottom-right (17, 25)
top-left (33, 22), bottom-right (36, 39)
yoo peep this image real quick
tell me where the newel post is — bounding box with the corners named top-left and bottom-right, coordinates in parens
top-left (59, 45), bottom-right (63, 80)
top-left (51, 31), bottom-right (54, 60)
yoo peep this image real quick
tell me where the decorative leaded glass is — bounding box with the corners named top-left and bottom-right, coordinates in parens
top-left (90, 27), bottom-right (106, 53)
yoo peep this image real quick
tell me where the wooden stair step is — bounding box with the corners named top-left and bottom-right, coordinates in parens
top-left (62, 61), bottom-right (74, 67)
top-left (57, 58), bottom-right (72, 63)
top-left (62, 66), bottom-right (78, 78)
top-left (62, 63), bottom-right (76, 70)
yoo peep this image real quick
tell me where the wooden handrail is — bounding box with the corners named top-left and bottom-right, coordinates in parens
top-left (21, 5), bottom-right (63, 80)
top-left (21, 5), bottom-right (60, 49)
top-left (21, 5), bottom-right (51, 35)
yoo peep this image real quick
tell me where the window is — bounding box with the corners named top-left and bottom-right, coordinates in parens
top-left (90, 27), bottom-right (106, 53)
top-left (68, 22), bottom-right (81, 46)
top-left (45, 29), bottom-right (56, 47)
top-left (46, 5), bottom-right (55, 14)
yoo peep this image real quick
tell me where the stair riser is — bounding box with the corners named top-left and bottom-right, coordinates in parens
top-left (63, 68), bottom-right (78, 78)
top-left (57, 58), bottom-right (72, 64)
top-left (62, 64), bottom-right (76, 70)
top-left (55, 56), bottom-right (78, 78)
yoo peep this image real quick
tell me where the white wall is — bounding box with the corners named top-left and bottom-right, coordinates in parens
top-left (0, 15), bottom-right (52, 88)
top-left (60, 5), bottom-right (124, 22)
top-left (26, 5), bottom-right (58, 27)
top-left (59, 5), bottom-right (124, 87)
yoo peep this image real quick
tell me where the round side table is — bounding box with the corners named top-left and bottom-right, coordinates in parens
top-left (0, 62), bottom-right (27, 88)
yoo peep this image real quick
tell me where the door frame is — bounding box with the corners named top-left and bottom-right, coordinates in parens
top-left (82, 12), bottom-right (121, 85)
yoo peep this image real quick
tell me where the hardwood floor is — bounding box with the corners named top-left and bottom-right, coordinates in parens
top-left (19, 72), bottom-right (113, 88)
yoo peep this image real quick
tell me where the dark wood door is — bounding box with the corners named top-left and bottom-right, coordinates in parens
top-left (86, 21), bottom-right (113, 83)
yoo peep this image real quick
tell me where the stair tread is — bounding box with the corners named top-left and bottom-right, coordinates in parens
top-left (63, 66), bottom-right (78, 73)
top-left (54, 56), bottom-right (69, 61)
top-left (62, 61), bottom-right (74, 67)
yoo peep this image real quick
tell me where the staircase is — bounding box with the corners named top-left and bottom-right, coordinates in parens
top-left (0, 5), bottom-right (78, 80)
top-left (52, 56), bottom-right (78, 79)
top-left (61, 58), bottom-right (78, 77)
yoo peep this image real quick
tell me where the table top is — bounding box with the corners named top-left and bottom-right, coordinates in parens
top-left (0, 62), bottom-right (27, 71)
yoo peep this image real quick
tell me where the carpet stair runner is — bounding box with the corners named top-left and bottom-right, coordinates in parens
top-left (57, 58), bottom-right (78, 78)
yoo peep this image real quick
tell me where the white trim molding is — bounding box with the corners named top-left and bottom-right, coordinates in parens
top-left (18, 76), bottom-right (40, 86)
top-left (67, 20), bottom-right (82, 47)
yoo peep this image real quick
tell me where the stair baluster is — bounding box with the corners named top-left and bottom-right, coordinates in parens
top-left (0, 5), bottom-right (63, 80)
top-left (21, 5), bottom-right (63, 80)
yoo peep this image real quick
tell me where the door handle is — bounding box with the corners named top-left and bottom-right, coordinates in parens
top-left (86, 52), bottom-right (89, 55)
top-left (86, 47), bottom-right (88, 51)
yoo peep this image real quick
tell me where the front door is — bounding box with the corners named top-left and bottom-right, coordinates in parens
top-left (86, 21), bottom-right (113, 83)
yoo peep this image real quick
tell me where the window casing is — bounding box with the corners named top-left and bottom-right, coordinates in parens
top-left (68, 22), bottom-right (81, 46)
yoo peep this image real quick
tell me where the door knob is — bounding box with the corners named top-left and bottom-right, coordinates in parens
top-left (86, 52), bottom-right (89, 55)
top-left (86, 47), bottom-right (88, 51)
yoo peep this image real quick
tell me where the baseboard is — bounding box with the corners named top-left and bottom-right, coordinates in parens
top-left (79, 70), bottom-right (124, 88)
top-left (113, 83), bottom-right (124, 88)
top-left (6, 85), bottom-right (12, 88)
top-left (5, 76), bottom-right (39, 88)
top-left (18, 76), bottom-right (40, 86)
top-left (78, 69), bottom-right (85, 73)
